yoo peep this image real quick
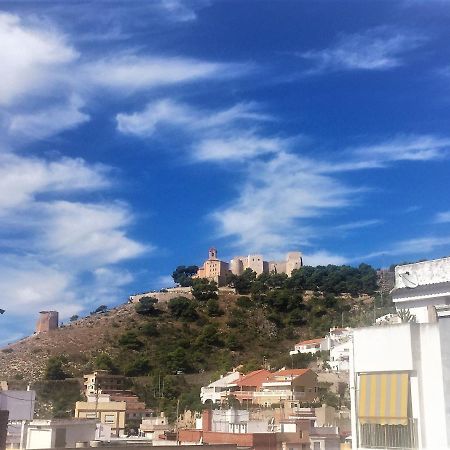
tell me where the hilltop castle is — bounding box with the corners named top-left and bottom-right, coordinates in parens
top-left (194, 248), bottom-right (303, 286)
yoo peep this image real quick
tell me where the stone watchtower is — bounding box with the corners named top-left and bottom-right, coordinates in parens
top-left (35, 311), bottom-right (59, 334)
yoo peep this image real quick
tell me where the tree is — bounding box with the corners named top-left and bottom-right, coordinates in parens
top-left (91, 305), bottom-right (108, 315)
top-left (135, 297), bottom-right (159, 316)
top-left (206, 299), bottom-right (222, 317)
top-left (45, 356), bottom-right (69, 380)
top-left (123, 356), bottom-right (151, 376)
top-left (168, 297), bottom-right (198, 321)
top-left (191, 278), bottom-right (218, 302)
top-left (118, 331), bottom-right (143, 350)
top-left (94, 353), bottom-right (117, 372)
top-left (172, 265), bottom-right (199, 287)
top-left (230, 269), bottom-right (256, 294)
top-left (69, 315), bottom-right (79, 322)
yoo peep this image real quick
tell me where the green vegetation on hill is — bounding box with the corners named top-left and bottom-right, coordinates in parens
top-left (29, 263), bottom-right (384, 423)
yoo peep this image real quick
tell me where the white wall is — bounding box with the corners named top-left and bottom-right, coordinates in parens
top-left (351, 322), bottom-right (450, 449)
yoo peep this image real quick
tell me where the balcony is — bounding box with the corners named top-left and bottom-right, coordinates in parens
top-left (359, 419), bottom-right (418, 449)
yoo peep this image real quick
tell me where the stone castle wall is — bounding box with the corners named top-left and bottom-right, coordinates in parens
top-left (35, 311), bottom-right (59, 334)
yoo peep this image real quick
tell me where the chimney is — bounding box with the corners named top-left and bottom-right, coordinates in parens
top-left (202, 409), bottom-right (212, 432)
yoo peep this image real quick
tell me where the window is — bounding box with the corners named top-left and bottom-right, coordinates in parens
top-left (104, 414), bottom-right (115, 424)
top-left (86, 412), bottom-right (97, 419)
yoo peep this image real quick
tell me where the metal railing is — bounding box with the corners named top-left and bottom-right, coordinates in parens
top-left (359, 419), bottom-right (418, 449)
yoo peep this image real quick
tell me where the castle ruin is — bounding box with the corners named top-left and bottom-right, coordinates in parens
top-left (194, 248), bottom-right (303, 286)
top-left (35, 311), bottom-right (59, 334)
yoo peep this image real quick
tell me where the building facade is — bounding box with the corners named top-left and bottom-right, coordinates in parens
top-left (26, 419), bottom-right (98, 449)
top-left (75, 398), bottom-right (126, 437)
top-left (35, 311), bottom-right (59, 334)
top-left (230, 251), bottom-right (303, 277)
top-left (194, 248), bottom-right (230, 286)
top-left (194, 248), bottom-right (304, 286)
top-left (201, 371), bottom-right (242, 404)
top-left (391, 256), bottom-right (450, 323)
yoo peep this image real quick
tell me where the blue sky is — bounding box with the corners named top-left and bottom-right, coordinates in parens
top-left (1, 0), bottom-right (450, 342)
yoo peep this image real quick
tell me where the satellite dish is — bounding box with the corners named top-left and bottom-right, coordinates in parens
top-left (399, 271), bottom-right (419, 288)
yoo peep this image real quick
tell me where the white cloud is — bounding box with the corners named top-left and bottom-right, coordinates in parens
top-left (0, 152), bottom-right (108, 212)
top-left (117, 99), bottom-right (269, 137)
top-left (303, 251), bottom-right (348, 266)
top-left (351, 134), bottom-right (450, 165)
top-left (8, 96), bottom-right (89, 140)
top-left (0, 12), bottom-right (77, 106)
top-left (302, 27), bottom-right (425, 72)
top-left (117, 99), bottom-right (278, 161)
top-left (212, 152), bottom-right (355, 252)
top-left (361, 235), bottom-right (450, 260)
top-left (335, 219), bottom-right (383, 231)
top-left (0, 152), bottom-right (149, 325)
top-left (195, 135), bottom-right (283, 161)
top-left (158, 0), bottom-right (199, 22)
top-left (39, 201), bottom-right (148, 266)
top-left (435, 211), bottom-right (450, 223)
top-left (85, 56), bottom-right (245, 93)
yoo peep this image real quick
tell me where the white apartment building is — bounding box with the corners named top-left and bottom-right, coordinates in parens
top-left (391, 256), bottom-right (450, 322)
top-left (329, 340), bottom-right (351, 372)
top-left (200, 371), bottom-right (241, 404)
top-left (350, 257), bottom-right (450, 450)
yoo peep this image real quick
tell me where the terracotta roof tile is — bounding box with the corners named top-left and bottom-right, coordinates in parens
top-left (235, 369), bottom-right (271, 388)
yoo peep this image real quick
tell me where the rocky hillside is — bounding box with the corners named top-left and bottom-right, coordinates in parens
top-left (0, 302), bottom-right (136, 381)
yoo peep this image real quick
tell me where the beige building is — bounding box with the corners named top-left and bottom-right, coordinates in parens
top-left (75, 398), bottom-right (126, 437)
top-left (83, 371), bottom-right (126, 395)
top-left (231, 251), bottom-right (303, 277)
top-left (193, 248), bottom-right (230, 286)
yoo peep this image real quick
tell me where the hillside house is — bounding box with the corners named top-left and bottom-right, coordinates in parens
top-left (201, 371), bottom-right (241, 404)
top-left (290, 338), bottom-right (325, 355)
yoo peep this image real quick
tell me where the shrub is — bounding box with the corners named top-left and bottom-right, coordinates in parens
top-left (118, 331), bottom-right (143, 350)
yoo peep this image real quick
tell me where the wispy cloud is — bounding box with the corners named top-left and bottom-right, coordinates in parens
top-left (434, 211), bottom-right (450, 223)
top-left (335, 219), bottom-right (383, 231)
top-left (302, 251), bottom-right (348, 266)
top-left (117, 99), bottom-right (269, 137)
top-left (211, 152), bottom-right (356, 252)
top-left (7, 95), bottom-right (89, 141)
top-left (0, 12), bottom-right (77, 106)
top-left (84, 56), bottom-right (247, 93)
top-left (0, 151), bottom-right (149, 322)
top-left (361, 235), bottom-right (450, 260)
top-left (117, 99), bottom-right (279, 162)
top-left (302, 27), bottom-right (426, 72)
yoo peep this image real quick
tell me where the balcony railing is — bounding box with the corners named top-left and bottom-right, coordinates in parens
top-left (359, 419), bottom-right (418, 449)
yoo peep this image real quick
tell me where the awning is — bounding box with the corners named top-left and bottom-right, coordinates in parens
top-left (358, 372), bottom-right (409, 425)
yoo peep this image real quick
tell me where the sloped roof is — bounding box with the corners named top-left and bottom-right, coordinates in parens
top-left (296, 338), bottom-right (324, 346)
top-left (271, 368), bottom-right (311, 378)
top-left (235, 369), bottom-right (271, 388)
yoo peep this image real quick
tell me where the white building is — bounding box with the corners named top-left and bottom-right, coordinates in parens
top-left (391, 256), bottom-right (450, 323)
top-left (0, 388), bottom-right (35, 448)
top-left (350, 257), bottom-right (450, 449)
top-left (200, 371), bottom-right (241, 404)
top-left (26, 419), bottom-right (98, 449)
top-left (329, 340), bottom-right (351, 372)
top-left (290, 338), bottom-right (325, 355)
top-left (195, 409), bottom-right (269, 434)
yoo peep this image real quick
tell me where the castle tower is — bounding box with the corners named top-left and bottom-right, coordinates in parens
top-left (35, 311), bottom-right (59, 334)
top-left (208, 247), bottom-right (218, 260)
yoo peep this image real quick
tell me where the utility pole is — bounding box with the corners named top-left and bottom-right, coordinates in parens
top-left (176, 399), bottom-right (180, 445)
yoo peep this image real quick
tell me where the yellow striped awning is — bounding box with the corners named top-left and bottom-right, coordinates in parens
top-left (358, 372), bottom-right (409, 425)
